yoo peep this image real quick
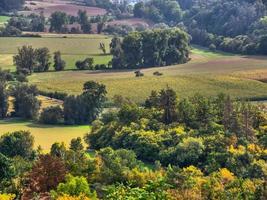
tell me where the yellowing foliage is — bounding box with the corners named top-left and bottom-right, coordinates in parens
top-left (0, 194), bottom-right (16, 200)
top-left (228, 145), bottom-right (246, 155)
top-left (57, 194), bottom-right (92, 200)
top-left (219, 168), bottom-right (235, 183)
top-left (125, 168), bottom-right (164, 187)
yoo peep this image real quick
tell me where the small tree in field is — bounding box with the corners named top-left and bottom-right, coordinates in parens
top-left (99, 43), bottom-right (107, 55)
top-left (54, 51), bottom-right (66, 71)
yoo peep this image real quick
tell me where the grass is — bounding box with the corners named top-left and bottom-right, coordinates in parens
top-left (0, 34), bottom-right (112, 71)
top-left (28, 48), bottom-right (267, 104)
top-left (0, 15), bottom-right (10, 27)
top-left (0, 119), bottom-right (90, 151)
top-left (2, 35), bottom-right (267, 103)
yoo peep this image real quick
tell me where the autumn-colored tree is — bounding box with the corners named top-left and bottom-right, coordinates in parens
top-left (22, 154), bottom-right (67, 199)
top-left (0, 194), bottom-right (16, 200)
top-left (57, 194), bottom-right (92, 200)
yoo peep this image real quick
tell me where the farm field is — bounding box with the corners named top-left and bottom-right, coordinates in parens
top-left (0, 34), bottom-right (112, 71)
top-left (0, 119), bottom-right (90, 151)
top-left (29, 48), bottom-right (267, 103)
top-left (19, 0), bottom-right (106, 17)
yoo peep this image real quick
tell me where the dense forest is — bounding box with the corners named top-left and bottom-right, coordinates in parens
top-left (0, 0), bottom-right (24, 12)
top-left (0, 84), bottom-right (266, 199)
top-left (134, 0), bottom-right (267, 54)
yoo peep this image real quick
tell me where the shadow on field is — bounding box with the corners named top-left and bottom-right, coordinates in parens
top-left (242, 55), bottom-right (267, 60)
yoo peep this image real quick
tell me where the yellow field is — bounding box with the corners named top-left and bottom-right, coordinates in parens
top-left (0, 119), bottom-right (90, 151)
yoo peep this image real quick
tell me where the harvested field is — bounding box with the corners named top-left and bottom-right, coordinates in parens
top-left (107, 18), bottom-right (153, 28)
top-left (20, 0), bottom-right (106, 17)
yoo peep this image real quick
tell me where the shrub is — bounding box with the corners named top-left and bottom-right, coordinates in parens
top-left (153, 71), bottom-right (163, 76)
top-left (209, 44), bottom-right (217, 51)
top-left (16, 73), bottom-right (28, 82)
top-left (39, 106), bottom-right (63, 124)
top-left (135, 70), bottom-right (144, 77)
top-left (75, 58), bottom-right (94, 70)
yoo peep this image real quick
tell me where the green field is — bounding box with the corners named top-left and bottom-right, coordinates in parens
top-left (28, 48), bottom-right (267, 103)
top-left (0, 34), bottom-right (112, 71)
top-left (0, 15), bottom-right (10, 27)
top-left (0, 119), bottom-right (90, 151)
top-left (2, 34), bottom-right (267, 103)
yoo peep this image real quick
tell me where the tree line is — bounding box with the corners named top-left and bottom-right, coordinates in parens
top-left (134, 0), bottom-right (267, 55)
top-left (0, 0), bottom-right (24, 12)
top-left (0, 10), bottom-right (109, 36)
top-left (13, 45), bottom-right (111, 76)
top-left (110, 28), bottom-right (190, 69)
top-left (13, 46), bottom-right (65, 75)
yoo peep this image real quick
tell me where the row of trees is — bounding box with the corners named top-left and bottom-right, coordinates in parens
top-left (13, 46), bottom-right (65, 74)
top-left (110, 28), bottom-right (190, 69)
top-left (0, 10), bottom-right (108, 36)
top-left (189, 26), bottom-right (267, 55)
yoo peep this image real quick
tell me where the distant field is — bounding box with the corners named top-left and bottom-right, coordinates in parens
top-left (0, 34), bottom-right (112, 71)
top-left (28, 48), bottom-right (267, 103)
top-left (0, 119), bottom-right (89, 151)
top-left (19, 0), bottom-right (106, 17)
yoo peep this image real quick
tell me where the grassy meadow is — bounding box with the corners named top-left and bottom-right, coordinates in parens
top-left (0, 34), bottom-right (112, 71)
top-left (0, 15), bottom-right (10, 27)
top-left (0, 119), bottom-right (90, 151)
top-left (28, 48), bottom-right (267, 103)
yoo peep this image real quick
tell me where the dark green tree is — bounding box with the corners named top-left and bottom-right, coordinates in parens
top-left (0, 153), bottom-right (14, 182)
top-left (13, 45), bottom-right (36, 75)
top-left (34, 47), bottom-right (51, 72)
top-left (39, 106), bottom-right (63, 124)
top-left (12, 83), bottom-right (40, 119)
top-left (70, 137), bottom-right (84, 152)
top-left (159, 87), bottom-right (178, 124)
top-left (53, 51), bottom-right (66, 71)
top-left (110, 36), bottom-right (124, 69)
top-left (0, 131), bottom-right (35, 159)
top-left (49, 11), bottom-right (68, 33)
